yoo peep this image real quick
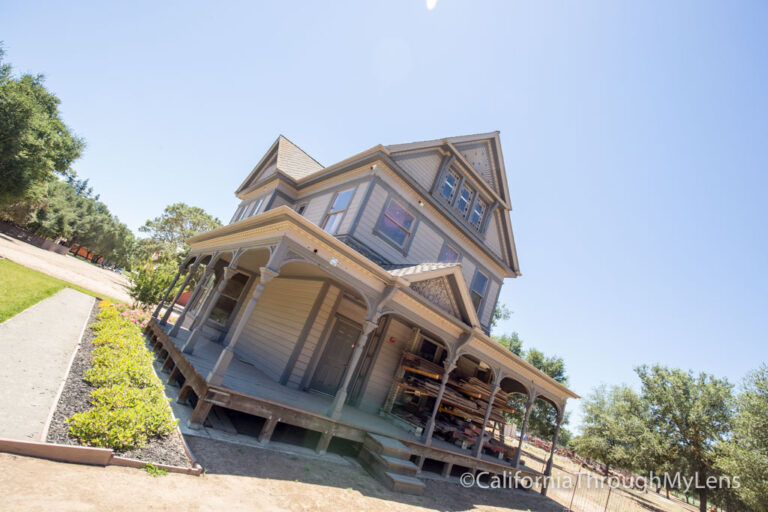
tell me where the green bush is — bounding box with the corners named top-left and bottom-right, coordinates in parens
top-left (67, 301), bottom-right (176, 450)
top-left (128, 259), bottom-right (180, 309)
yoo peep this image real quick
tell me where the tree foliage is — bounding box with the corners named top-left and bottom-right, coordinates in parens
top-left (0, 46), bottom-right (84, 208)
top-left (715, 365), bottom-right (768, 511)
top-left (137, 202), bottom-right (221, 261)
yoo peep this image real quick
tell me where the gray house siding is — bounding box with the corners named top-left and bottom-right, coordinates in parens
top-left (235, 278), bottom-right (324, 381)
top-left (359, 317), bottom-right (413, 413)
top-left (392, 150), bottom-right (444, 191)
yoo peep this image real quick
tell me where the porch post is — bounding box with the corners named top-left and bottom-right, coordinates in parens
top-left (544, 408), bottom-right (564, 476)
top-left (512, 391), bottom-right (537, 468)
top-left (422, 355), bottom-right (458, 446)
top-left (207, 267), bottom-right (279, 386)
top-left (474, 376), bottom-right (501, 458)
top-left (169, 256), bottom-right (218, 337)
top-left (152, 262), bottom-right (185, 319)
top-left (160, 259), bottom-right (200, 326)
top-left (328, 319), bottom-right (379, 420)
top-left (183, 253), bottom-right (243, 354)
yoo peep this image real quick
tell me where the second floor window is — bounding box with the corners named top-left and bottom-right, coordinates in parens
top-left (438, 243), bottom-right (460, 263)
top-left (456, 185), bottom-right (474, 215)
top-left (469, 199), bottom-right (486, 228)
top-left (322, 187), bottom-right (355, 234)
top-left (470, 270), bottom-right (489, 311)
top-left (247, 198), bottom-right (264, 217)
top-left (377, 198), bottom-right (415, 247)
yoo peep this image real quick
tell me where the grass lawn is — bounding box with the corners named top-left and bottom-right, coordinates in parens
top-left (0, 258), bottom-right (123, 323)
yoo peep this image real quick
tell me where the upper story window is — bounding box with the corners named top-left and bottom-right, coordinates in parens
top-left (456, 184), bottom-right (474, 216)
top-left (377, 198), bottom-right (415, 247)
top-left (247, 198), bottom-right (264, 217)
top-left (438, 243), bottom-right (460, 263)
top-left (439, 171), bottom-right (460, 202)
top-left (470, 270), bottom-right (489, 311)
top-left (469, 199), bottom-right (486, 229)
top-left (322, 187), bottom-right (355, 234)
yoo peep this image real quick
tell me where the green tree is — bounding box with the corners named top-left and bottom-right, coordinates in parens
top-left (0, 46), bottom-right (84, 209)
top-left (637, 365), bottom-right (733, 512)
top-left (716, 364), bottom-right (768, 511)
top-left (570, 385), bottom-right (649, 475)
top-left (129, 259), bottom-right (181, 308)
top-left (492, 331), bottom-right (523, 356)
top-left (491, 302), bottom-right (511, 331)
top-left (138, 202), bottom-right (221, 260)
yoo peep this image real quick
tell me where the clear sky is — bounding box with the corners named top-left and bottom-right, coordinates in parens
top-left (3, 1), bottom-right (766, 430)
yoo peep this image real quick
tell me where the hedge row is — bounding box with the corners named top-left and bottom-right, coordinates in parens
top-left (67, 301), bottom-right (176, 450)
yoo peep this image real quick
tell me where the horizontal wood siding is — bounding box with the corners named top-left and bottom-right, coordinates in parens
top-left (287, 285), bottom-right (340, 388)
top-left (485, 211), bottom-right (503, 258)
top-left (481, 280), bottom-right (500, 327)
top-left (359, 318), bottom-right (413, 413)
top-left (392, 150), bottom-right (443, 190)
top-left (336, 296), bottom-right (366, 322)
top-left (338, 182), bottom-right (370, 235)
top-left (236, 278), bottom-right (323, 382)
top-left (303, 192), bottom-right (333, 226)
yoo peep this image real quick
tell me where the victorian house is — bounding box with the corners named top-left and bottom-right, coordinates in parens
top-left (147, 132), bottom-right (578, 494)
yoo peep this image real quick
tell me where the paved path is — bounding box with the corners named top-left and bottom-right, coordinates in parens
top-left (0, 288), bottom-right (94, 441)
top-left (0, 234), bottom-right (131, 302)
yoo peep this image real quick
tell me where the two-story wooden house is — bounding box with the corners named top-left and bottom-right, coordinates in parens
top-left (147, 132), bottom-right (578, 493)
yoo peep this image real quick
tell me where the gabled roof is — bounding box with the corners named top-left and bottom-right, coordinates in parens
top-left (236, 135), bottom-right (324, 194)
top-left (383, 262), bottom-right (479, 328)
top-left (384, 131), bottom-right (510, 207)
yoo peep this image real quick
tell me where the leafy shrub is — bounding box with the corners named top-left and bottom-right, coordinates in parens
top-left (128, 259), bottom-right (180, 309)
top-left (67, 302), bottom-right (176, 450)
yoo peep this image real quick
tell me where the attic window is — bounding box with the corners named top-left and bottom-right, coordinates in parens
top-left (469, 199), bottom-right (486, 228)
top-left (439, 170), bottom-right (459, 202)
top-left (456, 185), bottom-right (474, 216)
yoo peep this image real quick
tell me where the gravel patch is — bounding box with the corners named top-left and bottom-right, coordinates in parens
top-left (46, 303), bottom-right (192, 467)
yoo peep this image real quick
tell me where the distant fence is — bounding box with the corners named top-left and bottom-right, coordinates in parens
top-left (0, 221), bottom-right (69, 255)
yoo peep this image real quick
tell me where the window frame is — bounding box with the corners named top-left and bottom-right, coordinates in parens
top-left (438, 169), bottom-right (460, 203)
top-left (468, 197), bottom-right (487, 229)
top-left (321, 186), bottom-right (356, 235)
top-left (373, 195), bottom-right (419, 254)
top-left (437, 242), bottom-right (461, 264)
top-left (469, 269), bottom-right (490, 313)
top-left (432, 165), bottom-right (492, 235)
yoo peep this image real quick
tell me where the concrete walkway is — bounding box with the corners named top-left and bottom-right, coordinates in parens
top-left (0, 288), bottom-right (94, 441)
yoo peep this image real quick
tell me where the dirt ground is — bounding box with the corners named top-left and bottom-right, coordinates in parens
top-left (0, 234), bottom-right (131, 302)
top-left (0, 437), bottom-right (565, 512)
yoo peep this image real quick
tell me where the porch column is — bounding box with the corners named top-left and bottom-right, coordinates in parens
top-left (152, 263), bottom-right (185, 319)
top-left (207, 267), bottom-right (279, 386)
top-left (160, 260), bottom-right (200, 326)
top-left (328, 319), bottom-right (379, 420)
top-left (511, 391), bottom-right (537, 468)
top-left (169, 258), bottom-right (217, 337)
top-left (474, 377), bottom-right (501, 458)
top-left (183, 262), bottom-right (240, 354)
top-left (544, 408), bottom-right (564, 476)
top-left (422, 355), bottom-right (458, 446)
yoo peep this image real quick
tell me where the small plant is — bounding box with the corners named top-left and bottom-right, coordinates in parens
top-left (67, 301), bottom-right (177, 450)
top-left (143, 463), bottom-right (167, 477)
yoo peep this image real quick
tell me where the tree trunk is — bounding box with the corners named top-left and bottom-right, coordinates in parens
top-left (698, 487), bottom-right (707, 512)
top-left (665, 487), bottom-right (670, 500)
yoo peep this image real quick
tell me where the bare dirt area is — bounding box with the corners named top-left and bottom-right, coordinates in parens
top-left (0, 439), bottom-right (565, 512)
top-left (0, 234), bottom-right (131, 302)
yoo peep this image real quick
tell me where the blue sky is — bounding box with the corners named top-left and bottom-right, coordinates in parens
top-left (3, 1), bottom-right (766, 430)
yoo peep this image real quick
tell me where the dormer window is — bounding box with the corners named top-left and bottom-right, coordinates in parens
top-left (469, 199), bottom-right (486, 228)
top-left (456, 185), bottom-right (474, 215)
top-left (439, 171), bottom-right (459, 202)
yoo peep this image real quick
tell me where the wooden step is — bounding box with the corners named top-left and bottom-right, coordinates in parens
top-left (383, 472), bottom-right (425, 495)
top-left (358, 447), bottom-right (418, 477)
top-left (364, 433), bottom-right (412, 459)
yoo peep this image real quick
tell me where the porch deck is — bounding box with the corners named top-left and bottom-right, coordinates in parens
top-left (146, 319), bottom-right (540, 479)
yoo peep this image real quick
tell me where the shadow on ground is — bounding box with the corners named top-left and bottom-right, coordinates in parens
top-left (185, 435), bottom-right (565, 512)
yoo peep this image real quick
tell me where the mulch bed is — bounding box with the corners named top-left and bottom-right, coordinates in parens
top-left (46, 302), bottom-right (193, 467)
